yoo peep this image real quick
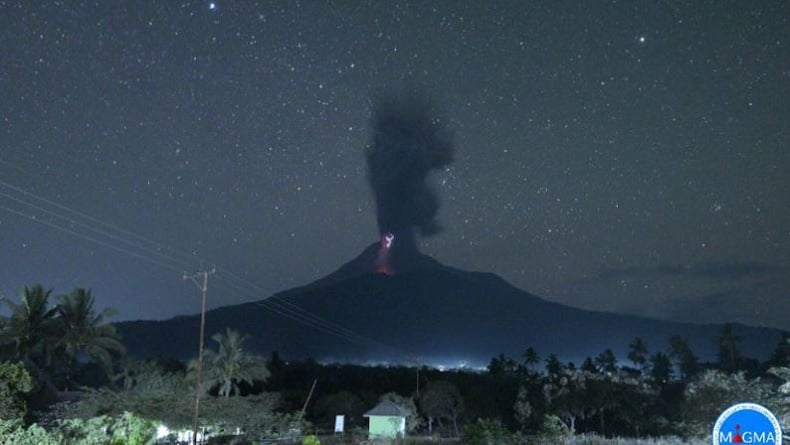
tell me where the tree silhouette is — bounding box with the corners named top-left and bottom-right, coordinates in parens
top-left (54, 288), bottom-right (125, 385)
top-left (487, 353), bottom-right (517, 377)
top-left (313, 391), bottom-right (365, 427)
top-left (0, 285), bottom-right (59, 367)
top-left (627, 337), bottom-right (648, 372)
top-left (420, 380), bottom-right (464, 435)
top-left (522, 347), bottom-right (540, 371)
top-left (594, 349), bottom-right (618, 374)
top-left (190, 328), bottom-right (269, 397)
top-left (542, 368), bottom-right (590, 433)
top-left (0, 284), bottom-right (61, 393)
top-left (544, 354), bottom-right (565, 380)
top-left (766, 332), bottom-right (790, 367)
top-left (716, 323), bottom-right (742, 373)
top-left (378, 392), bottom-right (422, 433)
top-left (649, 352), bottom-right (673, 385)
top-left (668, 335), bottom-right (699, 381)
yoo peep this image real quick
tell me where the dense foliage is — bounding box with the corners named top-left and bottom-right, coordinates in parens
top-left (2, 283), bottom-right (789, 444)
top-left (0, 412), bottom-right (155, 445)
top-left (0, 285), bottom-right (124, 395)
top-left (265, 332), bottom-right (790, 441)
top-left (0, 362), bottom-right (33, 421)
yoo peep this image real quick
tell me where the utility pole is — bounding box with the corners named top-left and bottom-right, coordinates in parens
top-left (184, 268), bottom-right (215, 445)
top-left (410, 354), bottom-right (422, 397)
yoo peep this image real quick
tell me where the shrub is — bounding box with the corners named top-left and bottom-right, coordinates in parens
top-left (537, 414), bottom-right (572, 444)
top-left (108, 411), bottom-right (157, 445)
top-left (0, 362), bottom-right (34, 421)
top-left (0, 412), bottom-right (156, 445)
top-left (463, 418), bottom-right (517, 445)
top-left (57, 412), bottom-right (156, 445)
top-left (302, 434), bottom-right (320, 445)
top-left (0, 419), bottom-right (63, 445)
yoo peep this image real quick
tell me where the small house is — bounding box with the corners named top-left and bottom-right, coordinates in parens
top-left (363, 399), bottom-right (408, 438)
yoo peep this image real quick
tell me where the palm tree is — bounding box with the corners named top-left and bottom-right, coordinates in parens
top-left (0, 295), bottom-right (9, 359)
top-left (522, 347), bottom-right (540, 371)
top-left (649, 352), bottom-right (673, 384)
top-left (189, 328), bottom-right (269, 397)
top-left (594, 349), bottom-right (617, 374)
top-left (0, 285), bottom-right (59, 367)
top-left (716, 323), bottom-right (742, 373)
top-left (669, 335), bottom-right (699, 381)
top-left (54, 288), bottom-right (125, 384)
top-left (627, 337), bottom-right (648, 372)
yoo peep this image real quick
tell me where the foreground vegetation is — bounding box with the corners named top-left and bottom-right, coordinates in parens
top-left (2, 284), bottom-right (790, 444)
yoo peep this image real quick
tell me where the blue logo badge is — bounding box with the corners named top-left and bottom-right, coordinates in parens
top-left (712, 402), bottom-right (783, 444)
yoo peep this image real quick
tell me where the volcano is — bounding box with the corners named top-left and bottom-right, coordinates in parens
top-left (115, 243), bottom-right (781, 367)
top-left (115, 95), bottom-right (782, 366)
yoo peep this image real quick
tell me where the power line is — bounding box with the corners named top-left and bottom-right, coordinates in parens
top-left (211, 276), bottom-right (406, 356)
top-left (1, 177), bottom-right (399, 351)
top-left (213, 268), bottom-right (413, 356)
top-left (0, 179), bottom-right (201, 268)
top-left (0, 189), bottom-right (197, 272)
top-left (2, 192), bottom-right (394, 352)
top-left (216, 268), bottom-right (383, 343)
top-left (0, 205), bottom-right (185, 274)
top-left (0, 178), bottom-right (414, 360)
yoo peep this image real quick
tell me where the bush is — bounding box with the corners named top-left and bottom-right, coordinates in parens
top-left (681, 370), bottom-right (774, 437)
top-left (537, 414), bottom-right (572, 444)
top-left (0, 418), bottom-right (63, 445)
top-left (463, 418), bottom-right (518, 445)
top-left (57, 412), bottom-right (156, 445)
top-left (59, 416), bottom-right (108, 445)
top-left (0, 412), bottom-right (155, 445)
top-left (302, 435), bottom-right (320, 445)
top-left (109, 411), bottom-right (157, 445)
top-left (0, 362), bottom-right (34, 421)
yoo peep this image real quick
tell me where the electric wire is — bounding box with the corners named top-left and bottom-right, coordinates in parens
top-left (216, 267), bottom-right (379, 341)
top-left (0, 177), bottom-right (413, 359)
top-left (213, 268), bottom-right (413, 358)
top-left (0, 189), bottom-right (196, 272)
top-left (2, 196), bottom-right (400, 355)
top-left (212, 273), bottom-right (406, 356)
top-left (0, 205), bottom-right (185, 274)
top-left (0, 178), bottom-right (202, 269)
top-left (210, 277), bottom-right (354, 338)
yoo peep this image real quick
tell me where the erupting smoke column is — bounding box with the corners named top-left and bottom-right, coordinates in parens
top-left (366, 90), bottom-right (455, 274)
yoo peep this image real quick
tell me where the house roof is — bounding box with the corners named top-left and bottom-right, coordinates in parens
top-left (363, 399), bottom-right (409, 417)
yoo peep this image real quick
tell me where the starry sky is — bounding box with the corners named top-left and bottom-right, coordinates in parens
top-left (1, 1), bottom-right (788, 331)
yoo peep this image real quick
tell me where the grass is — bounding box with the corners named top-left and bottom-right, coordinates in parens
top-left (567, 434), bottom-right (709, 445)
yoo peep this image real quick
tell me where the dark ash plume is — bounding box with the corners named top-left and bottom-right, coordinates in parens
top-left (366, 90), bottom-right (454, 271)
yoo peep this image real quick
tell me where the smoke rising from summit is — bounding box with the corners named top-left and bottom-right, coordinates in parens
top-left (366, 90), bottom-right (455, 271)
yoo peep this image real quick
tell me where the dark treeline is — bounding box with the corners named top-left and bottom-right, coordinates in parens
top-left (262, 354), bottom-right (517, 432)
top-left (3, 284), bottom-right (790, 443)
top-left (262, 326), bottom-right (790, 438)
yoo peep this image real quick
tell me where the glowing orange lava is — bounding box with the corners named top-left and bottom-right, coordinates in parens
top-left (376, 232), bottom-right (395, 275)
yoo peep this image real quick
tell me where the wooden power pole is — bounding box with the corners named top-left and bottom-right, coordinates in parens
top-left (184, 268), bottom-right (215, 445)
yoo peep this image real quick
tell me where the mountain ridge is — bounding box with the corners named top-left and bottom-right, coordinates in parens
top-left (115, 243), bottom-right (782, 367)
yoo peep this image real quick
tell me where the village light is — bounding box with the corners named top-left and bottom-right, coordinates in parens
top-left (155, 424), bottom-right (170, 439)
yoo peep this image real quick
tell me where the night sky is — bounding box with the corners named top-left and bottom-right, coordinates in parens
top-left (1, 1), bottom-right (788, 331)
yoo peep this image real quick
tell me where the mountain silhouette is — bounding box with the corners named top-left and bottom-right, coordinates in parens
top-left (115, 243), bottom-right (781, 367)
